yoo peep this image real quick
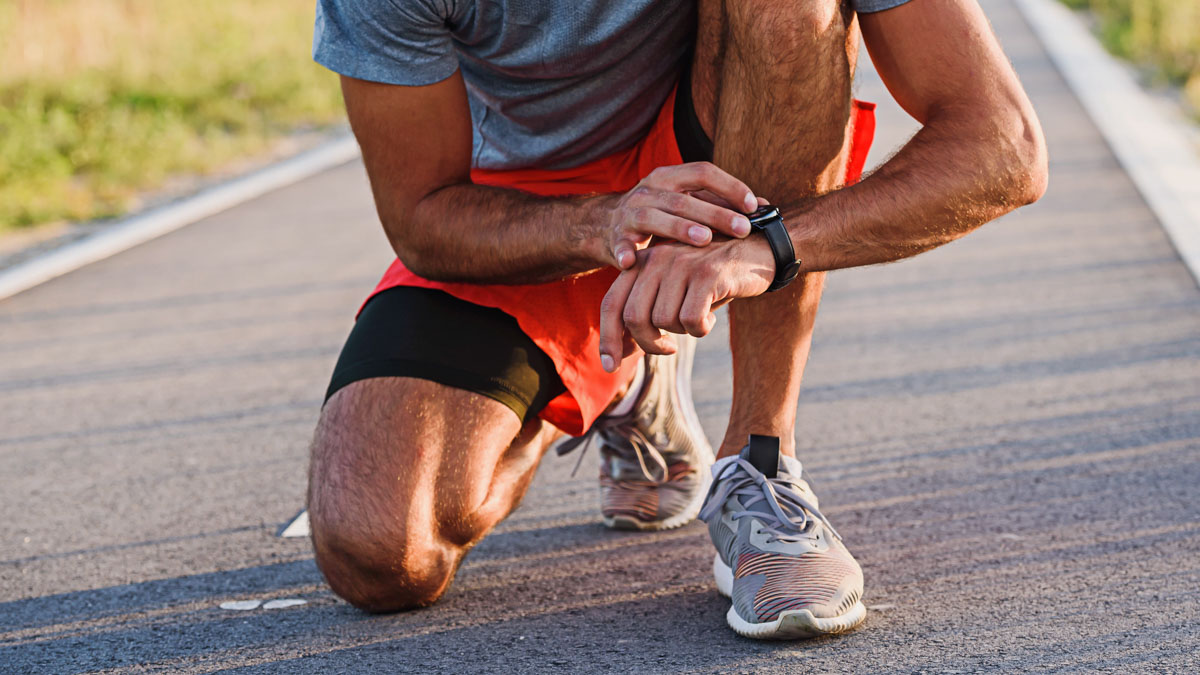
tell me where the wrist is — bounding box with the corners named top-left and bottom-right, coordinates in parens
top-left (733, 233), bottom-right (776, 291)
top-left (747, 205), bottom-right (801, 291)
top-left (778, 195), bottom-right (832, 273)
top-left (574, 194), bottom-right (618, 267)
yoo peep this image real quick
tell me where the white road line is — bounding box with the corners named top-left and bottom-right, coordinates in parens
top-left (262, 598), bottom-right (308, 610)
top-left (219, 600), bottom-right (263, 611)
top-left (0, 135), bottom-right (361, 302)
top-left (1014, 0), bottom-right (1200, 288)
top-left (279, 509), bottom-right (311, 538)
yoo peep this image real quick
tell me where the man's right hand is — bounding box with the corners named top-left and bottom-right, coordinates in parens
top-left (343, 72), bottom-right (761, 284)
top-left (593, 162), bottom-right (760, 270)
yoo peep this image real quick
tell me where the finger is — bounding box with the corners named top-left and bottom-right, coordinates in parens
top-left (660, 332), bottom-right (678, 354)
top-left (711, 297), bottom-right (734, 311)
top-left (599, 268), bottom-right (638, 372)
top-left (621, 330), bottom-right (639, 359)
top-left (620, 206), bottom-right (713, 247)
top-left (622, 266), bottom-right (677, 355)
top-left (651, 162), bottom-right (757, 213)
top-left (658, 193), bottom-right (752, 239)
top-left (679, 281), bottom-right (719, 338)
top-left (688, 189), bottom-right (736, 209)
top-left (651, 273), bottom-right (689, 335)
top-left (757, 196), bottom-right (770, 206)
top-left (612, 237), bottom-right (637, 269)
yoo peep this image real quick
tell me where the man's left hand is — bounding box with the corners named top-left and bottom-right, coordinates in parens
top-left (598, 236), bottom-right (776, 371)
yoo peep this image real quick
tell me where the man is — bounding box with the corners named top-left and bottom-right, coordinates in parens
top-left (308, 0), bottom-right (1046, 640)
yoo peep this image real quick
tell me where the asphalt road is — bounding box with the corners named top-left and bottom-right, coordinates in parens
top-left (3, 0), bottom-right (1200, 672)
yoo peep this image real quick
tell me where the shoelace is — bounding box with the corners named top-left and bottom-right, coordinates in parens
top-left (698, 457), bottom-right (841, 544)
top-left (556, 409), bottom-right (669, 483)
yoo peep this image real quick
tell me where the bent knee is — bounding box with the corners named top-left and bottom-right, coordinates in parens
top-left (730, 0), bottom-right (846, 53)
top-left (311, 517), bottom-right (459, 613)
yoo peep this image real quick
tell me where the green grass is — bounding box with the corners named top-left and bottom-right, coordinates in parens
top-left (0, 0), bottom-right (345, 231)
top-left (1061, 0), bottom-right (1200, 112)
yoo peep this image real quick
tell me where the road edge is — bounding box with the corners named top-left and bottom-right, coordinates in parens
top-left (7, 2), bottom-right (1198, 299)
top-left (1013, 0), bottom-right (1200, 288)
top-left (0, 134), bottom-right (361, 302)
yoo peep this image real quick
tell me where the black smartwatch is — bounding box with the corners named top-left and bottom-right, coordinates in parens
top-left (747, 205), bottom-right (801, 292)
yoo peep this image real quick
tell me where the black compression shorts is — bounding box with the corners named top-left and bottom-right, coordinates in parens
top-left (325, 286), bottom-right (566, 422)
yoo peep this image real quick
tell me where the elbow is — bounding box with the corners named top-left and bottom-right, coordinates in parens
top-left (1006, 109), bottom-right (1049, 207)
top-left (399, 251), bottom-right (434, 280)
top-left (387, 230), bottom-right (446, 282)
top-left (382, 196), bottom-right (466, 282)
top-left (1014, 138), bottom-right (1048, 207)
top-left (397, 247), bottom-right (450, 282)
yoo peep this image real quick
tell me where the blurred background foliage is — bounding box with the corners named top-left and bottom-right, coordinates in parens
top-left (1, 0), bottom-right (1197, 232)
top-left (0, 0), bottom-right (345, 231)
top-left (1062, 0), bottom-right (1200, 111)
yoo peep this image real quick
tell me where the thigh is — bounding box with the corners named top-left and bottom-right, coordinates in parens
top-left (325, 285), bottom-right (565, 424)
top-left (689, 0), bottom-right (858, 199)
top-left (312, 285), bottom-right (567, 549)
top-left (692, 0), bottom-right (856, 86)
top-left (689, 0), bottom-right (858, 131)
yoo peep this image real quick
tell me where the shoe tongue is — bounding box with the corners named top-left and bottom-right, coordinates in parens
top-left (735, 437), bottom-right (813, 521)
top-left (778, 453), bottom-right (804, 480)
top-left (743, 435), bottom-right (780, 478)
top-left (731, 436), bottom-right (784, 520)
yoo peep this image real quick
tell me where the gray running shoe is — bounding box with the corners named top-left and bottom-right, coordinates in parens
top-left (558, 335), bottom-right (714, 530)
top-left (699, 435), bottom-right (865, 639)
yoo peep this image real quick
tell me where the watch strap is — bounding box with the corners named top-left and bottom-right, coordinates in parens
top-left (748, 206), bottom-right (801, 292)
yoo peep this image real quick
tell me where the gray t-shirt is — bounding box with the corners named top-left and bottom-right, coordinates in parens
top-left (314, 0), bottom-right (910, 171)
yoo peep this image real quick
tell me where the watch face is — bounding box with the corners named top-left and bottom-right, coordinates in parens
top-left (748, 205), bottom-right (780, 225)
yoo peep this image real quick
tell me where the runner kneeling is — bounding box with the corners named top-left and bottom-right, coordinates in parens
top-left (307, 0), bottom-right (1046, 639)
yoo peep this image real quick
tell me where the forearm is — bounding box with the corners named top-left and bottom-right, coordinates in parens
top-left (387, 183), bottom-right (610, 285)
top-left (387, 160), bottom-right (760, 284)
top-left (785, 106), bottom-right (1048, 272)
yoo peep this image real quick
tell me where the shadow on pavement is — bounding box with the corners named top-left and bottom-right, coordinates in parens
top-left (0, 521), bottom-right (783, 672)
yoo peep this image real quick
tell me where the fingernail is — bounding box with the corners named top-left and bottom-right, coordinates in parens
top-left (617, 251), bottom-right (632, 268)
top-left (688, 225), bottom-right (710, 244)
top-left (600, 354), bottom-right (615, 372)
top-left (733, 216), bottom-right (750, 236)
top-left (743, 192), bottom-right (757, 211)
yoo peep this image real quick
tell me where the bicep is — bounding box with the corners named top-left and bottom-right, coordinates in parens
top-left (341, 71), bottom-right (473, 229)
top-left (859, 0), bottom-right (1029, 124)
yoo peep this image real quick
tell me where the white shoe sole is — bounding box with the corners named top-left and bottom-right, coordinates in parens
top-left (604, 336), bottom-right (714, 532)
top-left (712, 553), bottom-right (867, 640)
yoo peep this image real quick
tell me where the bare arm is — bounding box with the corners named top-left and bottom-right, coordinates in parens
top-left (597, 0), bottom-right (1049, 363)
top-left (786, 0), bottom-right (1048, 270)
top-left (342, 74), bottom-right (759, 285)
